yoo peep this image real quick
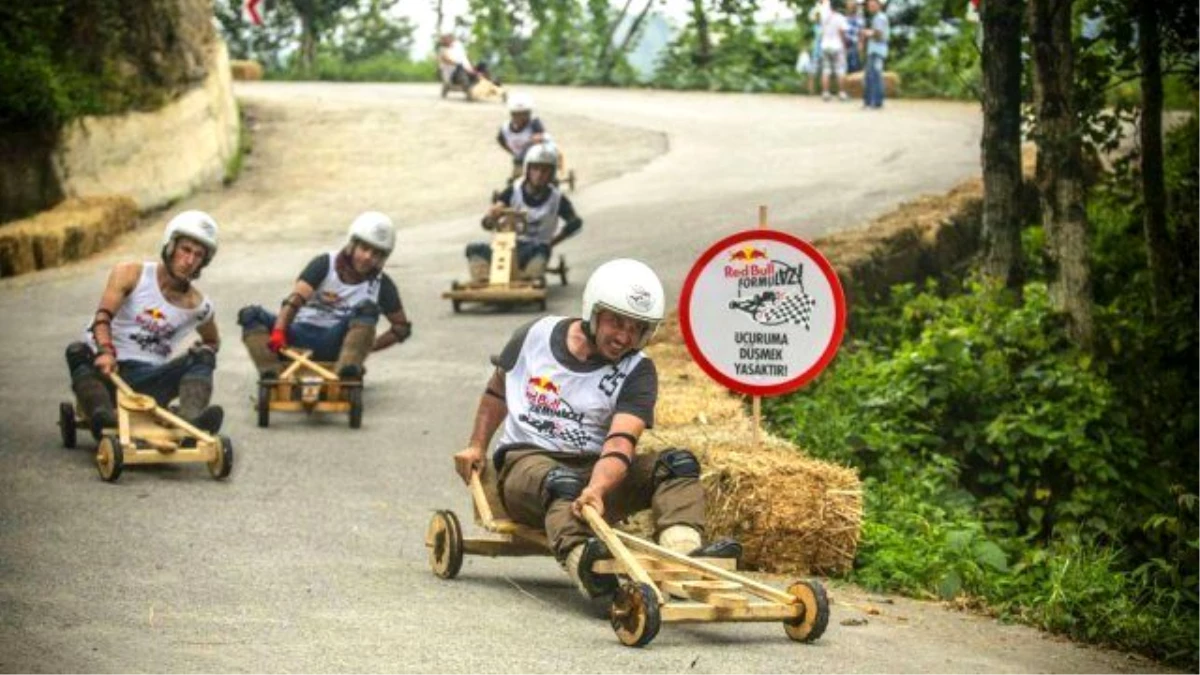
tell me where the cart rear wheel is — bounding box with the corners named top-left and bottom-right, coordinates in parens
top-left (427, 510), bottom-right (464, 579)
top-left (257, 384), bottom-right (271, 428)
top-left (556, 255), bottom-right (569, 286)
top-left (611, 582), bottom-right (661, 648)
top-left (784, 579), bottom-right (830, 643)
top-left (348, 387), bottom-right (363, 429)
top-left (96, 435), bottom-right (123, 482)
top-left (59, 402), bottom-right (77, 449)
top-left (209, 435), bottom-right (234, 480)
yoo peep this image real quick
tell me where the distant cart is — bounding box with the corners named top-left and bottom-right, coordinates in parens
top-left (425, 468), bottom-right (830, 648)
top-left (442, 208), bottom-right (568, 314)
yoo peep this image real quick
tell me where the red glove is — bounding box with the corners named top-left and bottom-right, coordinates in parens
top-left (268, 328), bottom-right (287, 353)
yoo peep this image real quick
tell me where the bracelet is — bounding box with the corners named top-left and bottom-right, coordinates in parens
top-left (604, 432), bottom-right (639, 448)
top-left (597, 452), bottom-right (632, 469)
top-left (484, 387), bottom-right (505, 401)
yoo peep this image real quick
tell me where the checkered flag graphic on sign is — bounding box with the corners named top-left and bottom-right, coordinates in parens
top-left (761, 292), bottom-right (818, 329)
top-left (558, 426), bottom-right (594, 450)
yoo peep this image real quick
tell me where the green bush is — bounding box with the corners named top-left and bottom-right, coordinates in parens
top-left (268, 53), bottom-right (435, 83)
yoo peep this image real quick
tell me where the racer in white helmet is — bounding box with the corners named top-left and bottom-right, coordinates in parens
top-left (452, 258), bottom-right (741, 600)
top-left (466, 143), bottom-right (582, 283)
top-left (497, 92), bottom-right (546, 180)
top-left (64, 210), bottom-right (224, 440)
top-left (237, 211), bottom-right (412, 382)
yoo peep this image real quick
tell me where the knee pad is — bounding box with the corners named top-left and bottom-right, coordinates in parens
top-left (237, 305), bottom-right (271, 330)
top-left (186, 346), bottom-right (218, 370)
top-left (350, 299), bottom-right (381, 324)
top-left (654, 448), bottom-right (700, 486)
top-left (65, 342), bottom-right (95, 374)
top-left (466, 242), bottom-right (492, 260)
top-left (542, 466), bottom-right (584, 506)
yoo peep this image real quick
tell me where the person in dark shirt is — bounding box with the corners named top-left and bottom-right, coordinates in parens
top-left (237, 212), bottom-right (412, 380)
top-left (452, 259), bottom-right (741, 598)
top-left (466, 143), bottom-right (583, 284)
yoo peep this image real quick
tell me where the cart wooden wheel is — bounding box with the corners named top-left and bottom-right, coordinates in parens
top-left (427, 510), bottom-right (464, 579)
top-left (536, 298), bottom-right (547, 312)
top-left (208, 435), bottom-right (234, 480)
top-left (96, 435), bottom-right (123, 482)
top-left (555, 255), bottom-right (568, 286)
top-left (59, 402), bottom-right (77, 449)
top-left (783, 579), bottom-right (830, 643)
top-left (348, 387), bottom-right (363, 429)
top-left (610, 582), bottom-right (661, 648)
top-left (257, 384), bottom-right (271, 428)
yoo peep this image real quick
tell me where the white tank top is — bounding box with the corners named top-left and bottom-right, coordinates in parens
top-left (499, 121), bottom-right (537, 156)
top-left (85, 262), bottom-right (214, 365)
top-left (510, 180), bottom-right (562, 247)
top-left (294, 251), bottom-right (383, 328)
top-left (500, 316), bottom-right (645, 455)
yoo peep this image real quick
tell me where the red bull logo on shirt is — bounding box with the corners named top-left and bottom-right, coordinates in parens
top-left (525, 375), bottom-right (562, 409)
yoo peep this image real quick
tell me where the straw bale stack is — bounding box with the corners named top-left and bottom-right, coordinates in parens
top-left (629, 314), bottom-right (863, 576)
top-left (230, 59), bottom-right (264, 81)
top-left (0, 196), bottom-right (138, 277)
top-left (842, 70), bottom-right (901, 98)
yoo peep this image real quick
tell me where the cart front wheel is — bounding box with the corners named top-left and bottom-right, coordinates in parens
top-left (611, 582), bottom-right (661, 648)
top-left (427, 510), bottom-right (464, 579)
top-left (59, 402), bottom-right (77, 449)
top-left (257, 384), bottom-right (271, 428)
top-left (783, 579), bottom-right (830, 643)
top-left (348, 387), bottom-right (363, 429)
top-left (209, 435), bottom-right (234, 480)
top-left (96, 435), bottom-right (123, 482)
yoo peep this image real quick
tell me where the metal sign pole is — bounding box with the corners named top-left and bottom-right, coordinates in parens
top-left (752, 205), bottom-right (768, 448)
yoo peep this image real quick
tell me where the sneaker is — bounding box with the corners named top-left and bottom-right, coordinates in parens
top-left (690, 538), bottom-right (743, 563)
top-left (89, 409), bottom-right (117, 441)
top-left (190, 406), bottom-right (224, 434)
top-left (822, 91), bottom-right (831, 102)
top-left (838, 91), bottom-right (848, 102)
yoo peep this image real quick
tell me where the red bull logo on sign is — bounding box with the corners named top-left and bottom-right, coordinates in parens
top-left (725, 245), bottom-right (774, 279)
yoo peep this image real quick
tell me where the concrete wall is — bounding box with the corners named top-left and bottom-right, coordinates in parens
top-left (52, 40), bottom-right (240, 211)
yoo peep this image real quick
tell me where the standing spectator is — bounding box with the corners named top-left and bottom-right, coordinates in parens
top-left (844, 0), bottom-right (865, 74)
top-left (818, 1), bottom-right (849, 101)
top-left (804, 1), bottom-right (830, 95)
top-left (861, 0), bottom-right (890, 109)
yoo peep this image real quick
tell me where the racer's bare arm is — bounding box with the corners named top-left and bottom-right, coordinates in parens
top-left (550, 196), bottom-right (583, 247)
top-left (195, 316), bottom-right (220, 352)
top-left (453, 368), bottom-right (507, 483)
top-left (373, 310), bottom-right (412, 351)
top-left (91, 262), bottom-right (141, 374)
top-left (572, 413), bottom-right (646, 519)
top-left (274, 280), bottom-right (315, 333)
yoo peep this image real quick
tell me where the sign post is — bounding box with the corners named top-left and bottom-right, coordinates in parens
top-left (679, 210), bottom-right (847, 447)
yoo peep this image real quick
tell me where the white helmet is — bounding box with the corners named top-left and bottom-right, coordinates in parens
top-left (345, 211), bottom-right (396, 255)
top-left (581, 259), bottom-right (666, 350)
top-left (507, 92), bottom-right (533, 115)
top-left (161, 210), bottom-right (218, 270)
top-left (524, 142), bottom-right (557, 169)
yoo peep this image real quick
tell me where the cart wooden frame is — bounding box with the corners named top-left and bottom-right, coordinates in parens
top-left (58, 373), bottom-right (233, 483)
top-left (256, 347), bottom-right (364, 429)
top-left (424, 469), bottom-right (830, 647)
top-left (442, 208), bottom-right (569, 313)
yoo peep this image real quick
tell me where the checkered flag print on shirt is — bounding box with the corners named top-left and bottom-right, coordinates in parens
top-left (761, 292), bottom-right (818, 329)
top-left (557, 426), bottom-right (594, 450)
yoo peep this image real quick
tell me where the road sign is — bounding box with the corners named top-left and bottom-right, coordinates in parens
top-left (245, 0), bottom-right (263, 26)
top-left (679, 229), bottom-right (846, 397)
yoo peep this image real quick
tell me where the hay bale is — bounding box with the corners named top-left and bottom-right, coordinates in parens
top-left (230, 59), bottom-right (264, 81)
top-left (842, 70), bottom-right (901, 98)
top-left (631, 314), bottom-right (863, 575)
top-left (0, 196), bottom-right (138, 277)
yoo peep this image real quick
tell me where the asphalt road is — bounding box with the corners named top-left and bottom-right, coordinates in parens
top-left (0, 83), bottom-right (1168, 673)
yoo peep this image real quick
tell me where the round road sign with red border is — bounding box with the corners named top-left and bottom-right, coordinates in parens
top-left (679, 229), bottom-right (846, 397)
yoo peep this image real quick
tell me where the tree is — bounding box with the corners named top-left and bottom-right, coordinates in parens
top-left (1135, 0), bottom-right (1169, 313)
top-left (690, 0), bottom-right (713, 67)
top-left (289, 0), bottom-right (356, 73)
top-left (1029, 0), bottom-right (1094, 348)
top-left (979, 0), bottom-right (1025, 291)
top-left (335, 0), bottom-right (415, 63)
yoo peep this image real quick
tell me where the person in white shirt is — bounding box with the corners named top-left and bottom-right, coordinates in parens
top-left (818, 1), bottom-right (850, 101)
top-left (437, 33), bottom-right (476, 89)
